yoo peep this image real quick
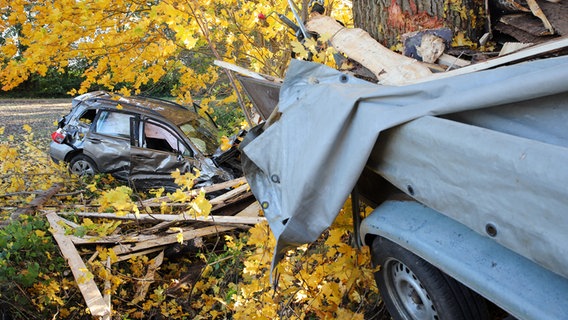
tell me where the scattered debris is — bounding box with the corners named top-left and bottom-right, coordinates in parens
top-left (8, 183), bottom-right (63, 222)
top-left (306, 13), bottom-right (433, 85)
top-left (40, 178), bottom-right (262, 318)
top-left (494, 0), bottom-right (567, 43)
top-left (402, 28), bottom-right (452, 63)
top-left (499, 42), bottom-right (534, 55)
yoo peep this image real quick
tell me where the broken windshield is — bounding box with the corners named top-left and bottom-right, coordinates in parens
top-left (179, 118), bottom-right (219, 155)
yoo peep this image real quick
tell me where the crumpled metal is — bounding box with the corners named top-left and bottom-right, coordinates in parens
top-left (241, 56), bottom-right (568, 280)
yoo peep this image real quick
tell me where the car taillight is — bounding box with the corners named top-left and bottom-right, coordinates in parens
top-left (51, 129), bottom-right (67, 144)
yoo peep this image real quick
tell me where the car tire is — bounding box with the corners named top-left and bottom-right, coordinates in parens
top-left (371, 236), bottom-right (489, 320)
top-left (69, 154), bottom-right (98, 176)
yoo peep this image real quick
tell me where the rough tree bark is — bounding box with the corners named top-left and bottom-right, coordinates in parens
top-left (352, 0), bottom-right (486, 48)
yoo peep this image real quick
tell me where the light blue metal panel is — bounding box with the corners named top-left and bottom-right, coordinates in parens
top-left (366, 113), bottom-right (568, 280)
top-left (360, 200), bottom-right (568, 320)
top-left (241, 55), bottom-right (568, 274)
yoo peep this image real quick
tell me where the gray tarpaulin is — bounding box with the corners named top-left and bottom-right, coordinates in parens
top-left (240, 56), bottom-right (568, 273)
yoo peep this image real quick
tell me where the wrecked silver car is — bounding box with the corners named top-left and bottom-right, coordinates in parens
top-left (50, 91), bottom-right (242, 190)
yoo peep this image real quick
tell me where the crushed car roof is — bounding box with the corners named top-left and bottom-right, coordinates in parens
top-left (72, 91), bottom-right (208, 126)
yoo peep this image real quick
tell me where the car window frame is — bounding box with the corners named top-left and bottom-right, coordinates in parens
top-left (92, 109), bottom-right (134, 140)
top-left (138, 117), bottom-right (195, 157)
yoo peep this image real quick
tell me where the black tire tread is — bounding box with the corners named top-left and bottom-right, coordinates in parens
top-left (69, 154), bottom-right (98, 174)
top-left (372, 236), bottom-right (489, 320)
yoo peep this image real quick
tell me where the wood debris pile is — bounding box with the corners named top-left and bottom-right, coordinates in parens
top-left (7, 178), bottom-right (263, 319)
top-left (305, 2), bottom-right (568, 87)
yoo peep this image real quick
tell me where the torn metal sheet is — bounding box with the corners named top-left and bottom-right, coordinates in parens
top-left (241, 55), bottom-right (568, 275)
top-left (237, 75), bottom-right (281, 120)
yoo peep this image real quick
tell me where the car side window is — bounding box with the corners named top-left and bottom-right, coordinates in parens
top-left (143, 121), bottom-right (192, 156)
top-left (95, 111), bottom-right (131, 138)
top-left (79, 109), bottom-right (97, 125)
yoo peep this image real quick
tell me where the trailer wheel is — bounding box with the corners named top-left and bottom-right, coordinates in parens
top-left (372, 236), bottom-right (489, 320)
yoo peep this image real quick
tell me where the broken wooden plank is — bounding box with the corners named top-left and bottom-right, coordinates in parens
top-left (132, 251), bottom-right (164, 304)
top-left (214, 60), bottom-right (265, 80)
top-left (70, 233), bottom-right (159, 246)
top-left (116, 247), bottom-right (166, 262)
top-left (500, 14), bottom-right (551, 37)
top-left (306, 13), bottom-right (432, 85)
top-left (140, 177), bottom-right (247, 206)
top-left (103, 257), bottom-right (112, 316)
top-left (46, 212), bottom-right (111, 319)
top-left (437, 53), bottom-right (471, 69)
top-left (214, 60), bottom-right (283, 83)
top-left (413, 36), bottom-right (568, 83)
top-left (499, 42), bottom-right (534, 56)
top-left (209, 183), bottom-right (250, 207)
top-left (61, 211), bottom-right (266, 226)
top-left (10, 183), bottom-right (63, 221)
top-left (526, 0), bottom-right (554, 35)
top-left (111, 225), bottom-right (235, 255)
top-left (111, 202), bottom-right (262, 255)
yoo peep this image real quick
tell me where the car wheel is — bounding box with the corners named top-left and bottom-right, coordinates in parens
top-left (69, 154), bottom-right (98, 176)
top-left (372, 236), bottom-right (489, 320)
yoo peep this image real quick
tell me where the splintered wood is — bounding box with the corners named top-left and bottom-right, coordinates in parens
top-left (45, 179), bottom-right (263, 319)
top-left (306, 13), bottom-right (432, 85)
top-left (304, 4), bottom-right (566, 86)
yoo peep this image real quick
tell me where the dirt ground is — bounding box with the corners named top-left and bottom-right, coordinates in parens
top-left (0, 98), bottom-right (72, 147)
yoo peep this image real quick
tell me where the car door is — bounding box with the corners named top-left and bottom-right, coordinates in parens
top-left (129, 118), bottom-right (201, 190)
top-left (83, 110), bottom-right (133, 180)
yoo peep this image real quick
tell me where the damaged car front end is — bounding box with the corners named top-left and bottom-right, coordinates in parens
top-left (50, 91), bottom-right (243, 190)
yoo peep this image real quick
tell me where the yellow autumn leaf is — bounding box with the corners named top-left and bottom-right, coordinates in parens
top-left (107, 248), bottom-right (119, 263)
top-left (290, 40), bottom-right (309, 60)
top-left (169, 227), bottom-right (184, 244)
top-left (87, 182), bottom-right (97, 192)
top-left (77, 268), bottom-right (94, 284)
top-left (190, 189), bottom-right (211, 217)
top-left (35, 230), bottom-right (46, 237)
top-left (149, 187), bottom-right (165, 199)
top-left (220, 136), bottom-right (232, 151)
top-left (0, 127), bottom-right (4, 135)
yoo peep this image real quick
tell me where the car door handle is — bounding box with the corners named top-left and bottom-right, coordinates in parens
top-left (88, 138), bottom-right (102, 144)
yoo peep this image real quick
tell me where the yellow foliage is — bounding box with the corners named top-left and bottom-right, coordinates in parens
top-left (97, 186), bottom-right (139, 216)
top-left (171, 168), bottom-right (199, 191)
top-left (220, 136), bottom-right (232, 151)
top-left (189, 189), bottom-right (212, 217)
top-left (0, 2), bottom-right (384, 318)
top-left (0, 0), bottom-right (352, 102)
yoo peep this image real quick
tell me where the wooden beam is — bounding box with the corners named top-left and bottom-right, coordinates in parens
top-left (306, 13), bottom-right (432, 85)
top-left (10, 183), bottom-right (63, 221)
top-left (46, 213), bottom-right (111, 319)
top-left (56, 211), bottom-right (265, 225)
top-left (413, 36), bottom-right (568, 83)
top-left (140, 177), bottom-right (247, 206)
top-left (111, 225), bottom-right (236, 255)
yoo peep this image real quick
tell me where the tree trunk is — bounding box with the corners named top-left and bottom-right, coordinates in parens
top-left (353, 0), bottom-right (486, 48)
